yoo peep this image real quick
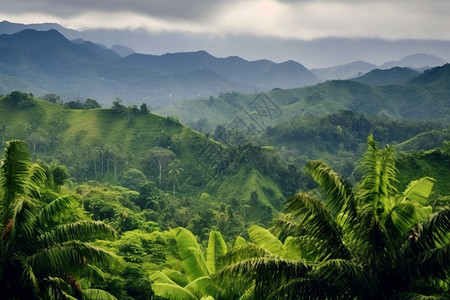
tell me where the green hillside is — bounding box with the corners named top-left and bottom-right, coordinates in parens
top-left (159, 64), bottom-right (450, 133)
top-left (0, 92), bottom-right (304, 233)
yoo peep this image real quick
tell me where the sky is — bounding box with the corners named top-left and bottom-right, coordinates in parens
top-left (1, 0), bottom-right (450, 67)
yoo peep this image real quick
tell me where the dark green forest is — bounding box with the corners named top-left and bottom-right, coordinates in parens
top-left (0, 74), bottom-right (449, 300)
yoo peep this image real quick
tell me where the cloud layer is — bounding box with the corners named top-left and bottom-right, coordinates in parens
top-left (1, 0), bottom-right (449, 40)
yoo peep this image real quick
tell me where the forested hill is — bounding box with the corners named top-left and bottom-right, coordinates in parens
top-left (160, 63), bottom-right (450, 131)
top-left (0, 93), bottom-right (306, 227)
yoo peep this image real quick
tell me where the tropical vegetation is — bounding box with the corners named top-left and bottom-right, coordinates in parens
top-left (216, 135), bottom-right (449, 299)
top-left (0, 140), bottom-right (118, 299)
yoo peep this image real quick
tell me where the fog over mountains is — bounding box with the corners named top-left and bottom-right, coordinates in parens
top-left (0, 21), bottom-right (448, 106)
top-left (1, 20), bottom-right (450, 68)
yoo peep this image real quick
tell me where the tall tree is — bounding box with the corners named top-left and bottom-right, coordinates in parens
top-left (0, 140), bottom-right (118, 299)
top-left (169, 159), bottom-right (183, 198)
top-left (144, 147), bottom-right (176, 187)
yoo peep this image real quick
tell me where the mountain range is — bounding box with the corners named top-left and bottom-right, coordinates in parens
top-left (0, 21), bottom-right (448, 107)
top-left (0, 28), bottom-right (319, 105)
top-left (2, 20), bottom-right (450, 68)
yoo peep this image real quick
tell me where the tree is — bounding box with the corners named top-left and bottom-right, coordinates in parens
top-left (4, 91), bottom-right (35, 108)
top-left (140, 103), bottom-right (149, 114)
top-left (41, 93), bottom-right (62, 104)
top-left (168, 159), bottom-right (183, 198)
top-left (0, 140), bottom-right (118, 299)
top-left (144, 147), bottom-right (176, 187)
top-left (217, 135), bottom-right (449, 299)
top-left (84, 98), bottom-right (101, 109)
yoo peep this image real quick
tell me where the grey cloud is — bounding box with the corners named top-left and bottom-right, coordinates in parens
top-left (1, 0), bottom-right (239, 21)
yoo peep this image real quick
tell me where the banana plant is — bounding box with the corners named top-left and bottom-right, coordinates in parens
top-left (150, 228), bottom-right (229, 300)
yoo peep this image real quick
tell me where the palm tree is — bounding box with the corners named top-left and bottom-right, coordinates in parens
top-left (217, 135), bottom-right (449, 299)
top-left (0, 140), bottom-right (118, 299)
top-left (169, 159), bottom-right (183, 198)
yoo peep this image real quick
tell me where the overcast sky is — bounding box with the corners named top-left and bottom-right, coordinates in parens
top-left (1, 0), bottom-right (449, 40)
top-left (1, 0), bottom-right (450, 67)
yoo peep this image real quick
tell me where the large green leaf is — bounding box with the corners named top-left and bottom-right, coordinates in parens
top-left (206, 230), bottom-right (227, 273)
top-left (232, 236), bottom-right (246, 250)
top-left (152, 283), bottom-right (197, 300)
top-left (401, 177), bottom-right (435, 205)
top-left (248, 225), bottom-right (283, 256)
top-left (82, 288), bottom-right (117, 300)
top-left (173, 227), bottom-right (210, 280)
top-left (162, 269), bottom-right (190, 287)
top-left (185, 276), bottom-right (217, 298)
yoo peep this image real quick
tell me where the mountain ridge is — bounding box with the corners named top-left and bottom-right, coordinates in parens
top-left (0, 29), bottom-right (318, 105)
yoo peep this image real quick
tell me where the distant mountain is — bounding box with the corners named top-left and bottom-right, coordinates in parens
top-left (0, 20), bottom-right (82, 39)
top-left (380, 53), bottom-right (447, 69)
top-left (70, 39), bottom-right (122, 60)
top-left (110, 44), bottom-right (135, 57)
top-left (312, 54), bottom-right (447, 82)
top-left (311, 61), bottom-right (377, 81)
top-left (349, 67), bottom-right (420, 86)
top-left (0, 29), bottom-right (318, 105)
top-left (120, 51), bottom-right (318, 89)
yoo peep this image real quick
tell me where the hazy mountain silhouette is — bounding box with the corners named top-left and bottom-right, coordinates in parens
top-left (380, 53), bottom-right (447, 69)
top-left (0, 29), bottom-right (318, 105)
top-left (349, 67), bottom-right (420, 86)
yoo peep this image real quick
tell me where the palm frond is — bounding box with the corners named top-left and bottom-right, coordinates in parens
top-left (38, 221), bottom-right (117, 248)
top-left (6, 196), bottom-right (38, 254)
top-left (306, 160), bottom-right (357, 224)
top-left (393, 292), bottom-right (449, 300)
top-left (216, 256), bottom-right (311, 297)
top-left (414, 206), bottom-right (450, 251)
top-left (357, 135), bottom-right (398, 213)
top-left (271, 213), bottom-right (303, 240)
top-left (286, 193), bottom-right (351, 260)
top-left (353, 204), bottom-right (391, 269)
top-left (18, 258), bottom-right (40, 297)
top-left (310, 259), bottom-right (377, 298)
top-left (0, 140), bottom-right (33, 224)
top-left (29, 241), bottom-right (117, 278)
top-left (35, 195), bottom-right (75, 229)
top-left (399, 244), bottom-right (450, 286)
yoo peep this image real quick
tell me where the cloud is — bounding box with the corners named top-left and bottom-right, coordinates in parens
top-left (1, 0), bottom-right (449, 40)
